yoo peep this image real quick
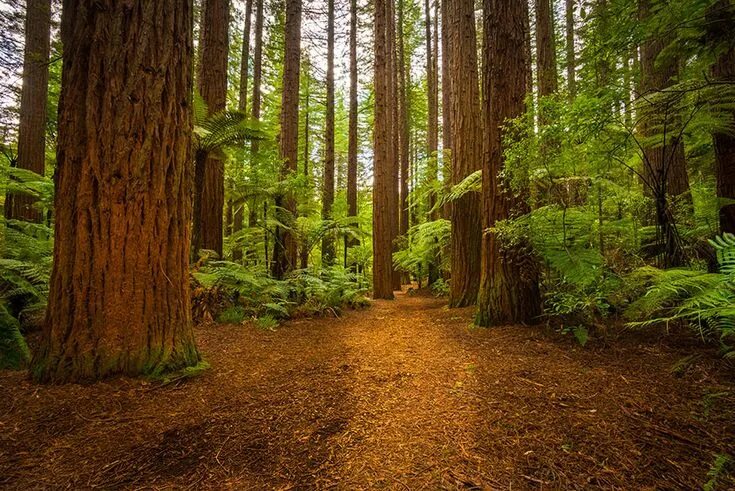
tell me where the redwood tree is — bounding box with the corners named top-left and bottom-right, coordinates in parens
top-left (6, 0), bottom-right (51, 222)
top-left (345, 0), bottom-right (359, 258)
top-left (536, 0), bottom-right (557, 98)
top-left (32, 0), bottom-right (200, 382)
top-left (272, 0), bottom-right (302, 279)
top-left (476, 0), bottom-right (542, 326)
top-left (193, 0), bottom-right (230, 257)
top-left (425, 0), bottom-right (440, 284)
top-left (373, 0), bottom-right (395, 299)
top-left (440, 0), bottom-right (452, 221)
top-left (446, 0), bottom-right (482, 307)
top-left (249, 0), bottom-right (265, 265)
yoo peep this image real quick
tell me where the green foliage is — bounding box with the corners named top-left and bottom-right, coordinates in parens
top-left (704, 453), bottom-right (732, 491)
top-left (0, 305), bottom-right (31, 370)
top-left (217, 306), bottom-right (246, 324)
top-left (431, 278), bottom-right (450, 297)
top-left (393, 219), bottom-right (450, 282)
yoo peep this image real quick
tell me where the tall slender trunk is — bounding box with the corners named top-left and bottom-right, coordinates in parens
top-left (565, 0), bottom-right (575, 99)
top-left (389, 0), bottom-right (401, 290)
top-left (6, 0), bottom-right (50, 222)
top-left (33, 0), bottom-right (199, 382)
top-left (535, 0), bottom-right (557, 98)
top-left (447, 0), bottom-right (482, 307)
top-left (249, 0), bottom-right (264, 265)
top-left (272, 0), bottom-right (302, 279)
top-left (193, 0), bottom-right (229, 258)
top-left (707, 0), bottom-right (735, 234)
top-left (399, 0), bottom-right (410, 244)
top-left (322, 0), bottom-right (336, 266)
top-left (373, 0), bottom-right (395, 299)
top-left (233, 0), bottom-right (253, 263)
top-left (426, 0), bottom-right (440, 285)
top-left (300, 58), bottom-right (311, 269)
top-left (346, 0), bottom-right (360, 259)
top-left (477, 0), bottom-right (541, 326)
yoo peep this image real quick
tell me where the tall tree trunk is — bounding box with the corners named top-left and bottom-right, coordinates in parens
top-left (639, 0), bottom-right (690, 266)
top-left (535, 0), bottom-right (557, 98)
top-left (389, 0), bottom-right (402, 290)
top-left (33, 0), bottom-right (200, 382)
top-left (373, 0), bottom-right (395, 299)
top-left (425, 0), bottom-right (440, 285)
top-left (440, 0), bottom-right (452, 221)
top-left (399, 0), bottom-right (410, 243)
top-left (193, 0), bottom-right (229, 258)
top-left (477, 0), bottom-right (541, 326)
top-left (446, 0), bottom-right (482, 307)
top-left (322, 0), bottom-right (336, 266)
top-left (707, 0), bottom-right (735, 234)
top-left (346, 0), bottom-right (359, 259)
top-left (565, 0), bottom-right (575, 99)
top-left (6, 0), bottom-right (50, 222)
top-left (272, 0), bottom-right (301, 279)
top-left (233, 0), bottom-right (253, 263)
top-left (300, 58), bottom-right (311, 269)
top-left (249, 0), bottom-right (264, 265)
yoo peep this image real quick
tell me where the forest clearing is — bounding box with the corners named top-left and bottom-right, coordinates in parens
top-left (1, 0), bottom-right (735, 487)
top-left (3, 291), bottom-right (735, 489)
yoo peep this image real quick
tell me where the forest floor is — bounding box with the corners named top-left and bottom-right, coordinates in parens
top-left (2, 290), bottom-right (735, 490)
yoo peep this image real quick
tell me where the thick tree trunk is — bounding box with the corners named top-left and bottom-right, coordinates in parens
top-left (272, 0), bottom-right (301, 279)
top-left (707, 0), bottom-right (735, 234)
top-left (373, 0), bottom-right (395, 299)
top-left (232, 0), bottom-right (252, 263)
top-left (6, 0), bottom-right (50, 222)
top-left (193, 0), bottom-right (229, 258)
top-left (389, 0), bottom-right (402, 290)
top-left (32, 0), bottom-right (200, 382)
top-left (425, 0), bottom-right (440, 285)
top-left (399, 0), bottom-right (410, 245)
top-left (346, 0), bottom-right (359, 257)
top-left (446, 0), bottom-right (482, 307)
top-left (477, 0), bottom-right (542, 326)
top-left (565, 0), bottom-right (575, 99)
top-left (321, 0), bottom-right (336, 266)
top-left (300, 61), bottom-right (311, 270)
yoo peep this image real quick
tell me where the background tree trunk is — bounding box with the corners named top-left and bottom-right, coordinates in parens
top-left (535, 0), bottom-right (557, 98)
top-left (446, 0), bottom-right (482, 307)
top-left (249, 0), bottom-right (265, 265)
top-left (389, 0), bottom-right (402, 290)
top-left (399, 0), bottom-right (410, 245)
top-left (373, 0), bottom-right (395, 299)
top-left (272, 0), bottom-right (302, 279)
top-left (321, 0), bottom-right (336, 266)
top-left (565, 0), bottom-right (576, 99)
top-left (33, 0), bottom-right (200, 382)
top-left (6, 0), bottom-right (50, 222)
top-left (193, 0), bottom-right (229, 258)
top-left (440, 0), bottom-right (452, 221)
top-left (345, 0), bottom-right (359, 260)
top-left (477, 0), bottom-right (542, 326)
top-left (232, 0), bottom-right (253, 263)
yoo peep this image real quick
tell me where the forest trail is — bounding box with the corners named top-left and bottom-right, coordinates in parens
top-left (2, 291), bottom-right (735, 489)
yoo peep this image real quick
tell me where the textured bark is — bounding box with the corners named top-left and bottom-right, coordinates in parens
top-left (707, 0), bottom-right (735, 234)
top-left (321, 0), bottom-right (336, 266)
top-left (477, 0), bottom-right (542, 327)
top-left (389, 0), bottom-right (401, 290)
top-left (233, 0), bottom-right (253, 263)
top-left (426, 0), bottom-right (440, 285)
top-left (446, 0), bottom-right (482, 307)
top-left (440, 0), bottom-right (452, 221)
top-left (535, 0), bottom-right (557, 98)
top-left (6, 0), bottom-right (50, 222)
top-left (565, 0), bottom-right (575, 99)
top-left (346, 0), bottom-right (359, 253)
top-left (300, 59), bottom-right (311, 270)
top-left (32, 0), bottom-right (200, 382)
top-left (193, 0), bottom-right (229, 257)
top-left (272, 0), bottom-right (301, 279)
top-left (373, 0), bottom-right (395, 299)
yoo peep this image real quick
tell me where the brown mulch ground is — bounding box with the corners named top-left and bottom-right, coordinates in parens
top-left (2, 291), bottom-right (735, 490)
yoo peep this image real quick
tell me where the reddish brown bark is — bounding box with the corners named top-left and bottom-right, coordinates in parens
top-left (535, 0), bottom-right (557, 98)
top-left (446, 0), bottom-right (482, 308)
top-left (193, 0), bottom-right (229, 258)
top-left (399, 0), bottom-right (410, 244)
top-left (389, 0), bottom-right (401, 290)
top-left (707, 0), bottom-right (735, 234)
top-left (248, 0), bottom-right (265, 265)
top-left (440, 0), bottom-right (452, 220)
top-left (272, 0), bottom-right (301, 279)
top-left (321, 0), bottom-right (336, 266)
top-left (565, 0), bottom-right (576, 99)
top-left (6, 0), bottom-right (50, 222)
top-left (373, 0), bottom-right (395, 299)
top-left (477, 0), bottom-right (541, 326)
top-left (32, 0), bottom-right (199, 382)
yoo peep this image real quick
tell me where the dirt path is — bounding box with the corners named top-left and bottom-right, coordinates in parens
top-left (2, 292), bottom-right (735, 489)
